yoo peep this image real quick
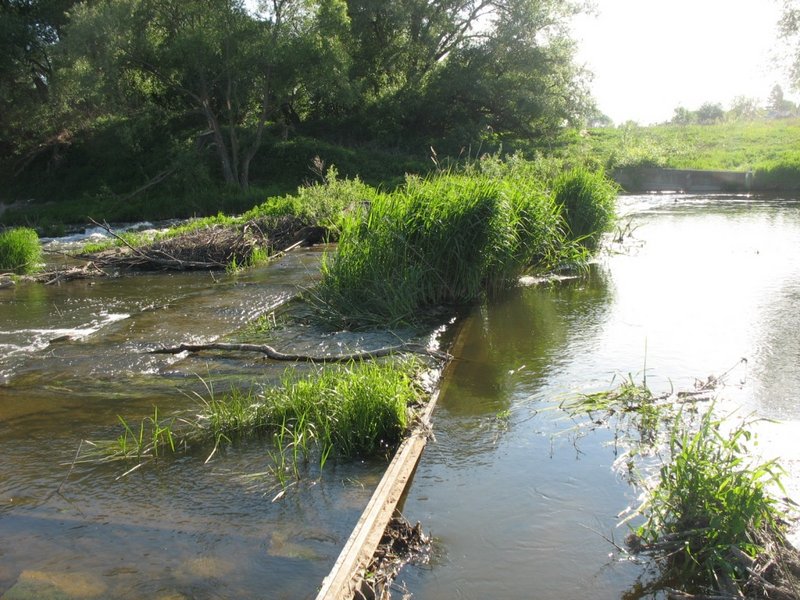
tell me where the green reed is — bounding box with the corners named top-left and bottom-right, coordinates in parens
top-left (633, 409), bottom-right (796, 597)
top-left (0, 227), bottom-right (42, 274)
top-left (314, 169), bottom-right (587, 327)
top-left (91, 359), bottom-right (423, 482)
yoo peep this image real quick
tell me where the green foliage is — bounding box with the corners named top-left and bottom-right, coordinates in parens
top-left (95, 360), bottom-right (422, 470)
top-left (244, 167), bottom-right (382, 234)
top-left (574, 119), bottom-right (800, 178)
top-left (0, 227), bottom-right (42, 274)
top-left (636, 410), bottom-right (791, 595)
top-left (1, 0), bottom-right (594, 219)
top-left (314, 164), bottom-right (582, 327)
top-left (553, 168), bottom-right (617, 249)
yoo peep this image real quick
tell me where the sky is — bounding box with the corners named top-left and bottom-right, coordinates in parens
top-left (571, 0), bottom-right (797, 124)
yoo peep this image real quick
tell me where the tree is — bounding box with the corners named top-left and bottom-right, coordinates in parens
top-left (671, 106), bottom-right (695, 125)
top-left (727, 96), bottom-right (761, 122)
top-left (332, 0), bottom-right (591, 147)
top-left (780, 1), bottom-right (800, 87)
top-left (63, 0), bottom-right (312, 190)
top-left (0, 0), bottom-right (80, 163)
top-left (695, 102), bottom-right (724, 125)
top-left (766, 84), bottom-right (797, 118)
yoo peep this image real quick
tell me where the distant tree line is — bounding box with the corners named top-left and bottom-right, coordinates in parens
top-left (0, 0), bottom-right (594, 199)
top-left (669, 85), bottom-right (800, 126)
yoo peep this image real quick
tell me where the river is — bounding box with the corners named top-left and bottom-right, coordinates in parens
top-left (1, 194), bottom-right (798, 599)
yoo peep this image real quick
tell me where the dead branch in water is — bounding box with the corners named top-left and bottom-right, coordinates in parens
top-left (151, 341), bottom-right (451, 363)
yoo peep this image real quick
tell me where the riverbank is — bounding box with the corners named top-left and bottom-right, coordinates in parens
top-left (4, 121), bottom-right (800, 233)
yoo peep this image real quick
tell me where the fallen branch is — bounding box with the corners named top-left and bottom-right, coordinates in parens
top-left (151, 341), bottom-right (451, 363)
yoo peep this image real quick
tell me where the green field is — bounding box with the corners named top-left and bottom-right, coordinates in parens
top-left (567, 118), bottom-right (800, 173)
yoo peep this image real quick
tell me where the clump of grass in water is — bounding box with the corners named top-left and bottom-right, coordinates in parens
top-left (553, 167), bottom-right (618, 250)
top-left (631, 409), bottom-right (800, 598)
top-left (92, 360), bottom-right (423, 483)
top-left (314, 170), bottom-right (585, 327)
top-left (0, 227), bottom-right (42, 274)
top-left (566, 374), bottom-right (800, 598)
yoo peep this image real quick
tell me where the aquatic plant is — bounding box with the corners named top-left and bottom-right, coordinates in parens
top-left (561, 366), bottom-right (799, 598)
top-left (553, 167), bottom-right (618, 249)
top-left (0, 227), bottom-right (42, 274)
top-left (314, 170), bottom-right (577, 327)
top-left (632, 409), bottom-right (799, 599)
top-left (92, 359), bottom-right (423, 476)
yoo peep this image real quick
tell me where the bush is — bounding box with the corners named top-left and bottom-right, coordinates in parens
top-left (553, 168), bottom-right (617, 249)
top-left (0, 227), bottom-right (42, 274)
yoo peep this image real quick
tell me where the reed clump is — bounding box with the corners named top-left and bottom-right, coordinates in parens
top-left (553, 167), bottom-right (618, 249)
top-left (314, 169), bottom-right (583, 327)
top-left (93, 359), bottom-right (423, 470)
top-left (203, 359), bottom-right (420, 459)
top-left (632, 410), bottom-right (800, 599)
top-left (563, 371), bottom-right (799, 599)
top-left (0, 227), bottom-right (42, 274)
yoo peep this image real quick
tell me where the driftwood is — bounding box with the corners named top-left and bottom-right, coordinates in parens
top-left (151, 341), bottom-right (451, 363)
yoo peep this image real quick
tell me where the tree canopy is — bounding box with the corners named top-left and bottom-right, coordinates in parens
top-left (1, 0), bottom-right (594, 203)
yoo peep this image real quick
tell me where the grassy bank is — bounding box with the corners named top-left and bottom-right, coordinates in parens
top-left (572, 119), bottom-right (800, 171)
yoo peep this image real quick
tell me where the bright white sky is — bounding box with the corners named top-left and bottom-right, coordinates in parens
top-left (571, 0), bottom-right (797, 124)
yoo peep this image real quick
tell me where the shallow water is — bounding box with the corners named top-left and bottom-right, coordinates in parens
top-left (398, 194), bottom-right (800, 599)
top-left (0, 248), bottom-right (409, 599)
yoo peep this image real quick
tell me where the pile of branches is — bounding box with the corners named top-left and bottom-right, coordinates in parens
top-left (86, 216), bottom-right (321, 272)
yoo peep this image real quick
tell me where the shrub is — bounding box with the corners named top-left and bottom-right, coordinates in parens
top-left (0, 227), bottom-right (42, 274)
top-left (553, 168), bottom-right (617, 249)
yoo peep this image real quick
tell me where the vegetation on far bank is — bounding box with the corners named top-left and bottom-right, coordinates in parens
top-left (568, 118), bottom-right (800, 191)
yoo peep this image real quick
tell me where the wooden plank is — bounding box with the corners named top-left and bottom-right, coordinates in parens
top-left (315, 312), bottom-right (472, 600)
top-left (314, 388), bottom-right (440, 599)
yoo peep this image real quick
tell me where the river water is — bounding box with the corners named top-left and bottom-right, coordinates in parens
top-left (1, 194), bottom-right (799, 599)
top-left (395, 194), bottom-right (800, 598)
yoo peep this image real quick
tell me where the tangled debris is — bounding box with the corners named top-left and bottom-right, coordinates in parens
top-left (86, 216), bottom-right (318, 271)
top-left (356, 512), bottom-right (431, 600)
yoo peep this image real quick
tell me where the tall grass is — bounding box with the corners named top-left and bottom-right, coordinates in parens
top-left (563, 372), bottom-right (799, 598)
top-left (92, 359), bottom-right (423, 471)
top-left (553, 168), bottom-right (618, 249)
top-left (0, 227), bottom-right (42, 274)
top-left (634, 410), bottom-right (797, 597)
top-left (314, 169), bottom-right (582, 327)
